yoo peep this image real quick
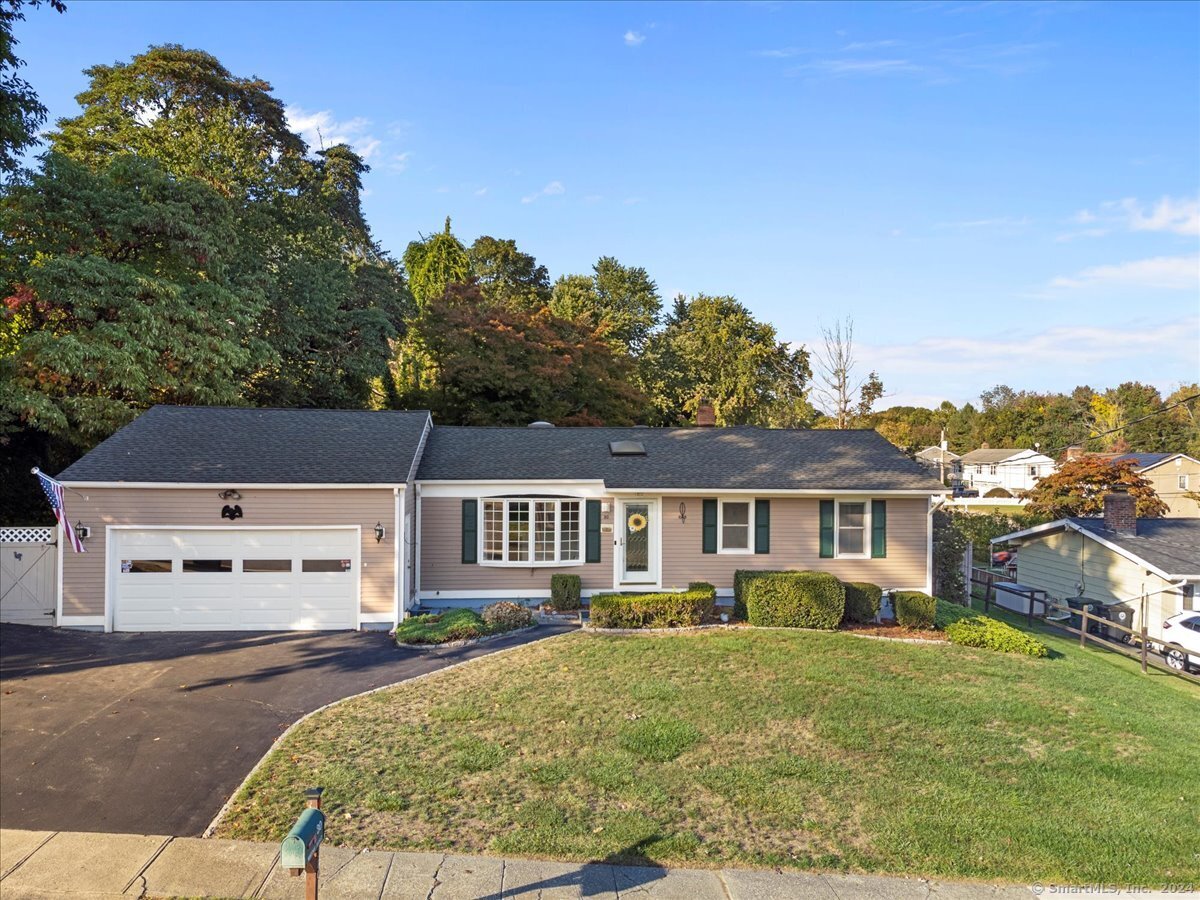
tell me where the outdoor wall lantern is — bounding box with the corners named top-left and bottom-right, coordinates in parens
top-left (374, 522), bottom-right (386, 543)
top-left (74, 521), bottom-right (90, 541)
top-left (219, 488), bottom-right (242, 501)
top-left (678, 502), bottom-right (687, 524)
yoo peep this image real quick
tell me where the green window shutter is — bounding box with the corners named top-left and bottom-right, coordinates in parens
top-left (819, 499), bottom-right (835, 558)
top-left (754, 499), bottom-right (770, 554)
top-left (702, 499), bottom-right (718, 554)
top-left (585, 500), bottom-right (602, 563)
top-left (461, 499), bottom-right (478, 564)
top-left (871, 500), bottom-right (887, 558)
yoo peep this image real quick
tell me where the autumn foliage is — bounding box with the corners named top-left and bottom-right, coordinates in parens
top-left (1026, 458), bottom-right (1168, 519)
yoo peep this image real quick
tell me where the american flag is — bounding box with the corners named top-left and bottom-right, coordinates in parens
top-left (37, 470), bottom-right (86, 553)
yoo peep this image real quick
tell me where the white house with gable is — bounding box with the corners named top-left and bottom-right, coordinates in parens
top-left (959, 447), bottom-right (1056, 496)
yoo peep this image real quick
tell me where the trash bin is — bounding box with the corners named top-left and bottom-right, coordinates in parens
top-left (1101, 601), bottom-right (1137, 644)
top-left (1065, 596), bottom-right (1099, 631)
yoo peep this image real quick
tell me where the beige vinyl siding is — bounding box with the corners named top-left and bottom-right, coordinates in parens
top-left (60, 487), bottom-right (397, 618)
top-left (1015, 530), bottom-right (1191, 640)
top-left (660, 496), bottom-right (929, 591)
top-left (419, 496), bottom-right (614, 593)
top-left (1142, 458), bottom-right (1200, 518)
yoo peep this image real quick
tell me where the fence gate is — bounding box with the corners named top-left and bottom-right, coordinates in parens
top-left (1, 527), bottom-right (58, 626)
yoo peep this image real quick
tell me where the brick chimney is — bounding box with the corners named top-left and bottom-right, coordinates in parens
top-left (980, 441), bottom-right (989, 450)
top-left (695, 399), bottom-right (716, 427)
top-left (1102, 490), bottom-right (1137, 535)
top-left (1065, 445), bottom-right (1084, 461)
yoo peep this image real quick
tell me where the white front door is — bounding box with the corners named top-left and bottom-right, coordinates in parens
top-left (618, 500), bottom-right (658, 586)
top-left (110, 527), bottom-right (360, 631)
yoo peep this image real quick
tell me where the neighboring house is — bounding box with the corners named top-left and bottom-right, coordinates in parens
top-left (1120, 453), bottom-right (1200, 518)
top-left (992, 492), bottom-right (1199, 641)
top-left (1062, 448), bottom-right (1200, 518)
top-left (914, 445), bottom-right (962, 484)
top-left (50, 406), bottom-right (945, 632)
top-left (959, 447), bottom-right (1056, 496)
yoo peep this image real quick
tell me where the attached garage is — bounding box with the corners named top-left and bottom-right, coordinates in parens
top-left (53, 406), bottom-right (432, 632)
top-left (110, 527), bottom-right (360, 631)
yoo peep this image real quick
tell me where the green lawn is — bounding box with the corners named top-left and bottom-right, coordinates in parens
top-left (218, 627), bottom-right (1199, 885)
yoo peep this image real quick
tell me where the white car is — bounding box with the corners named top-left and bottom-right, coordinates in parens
top-left (1154, 612), bottom-right (1200, 673)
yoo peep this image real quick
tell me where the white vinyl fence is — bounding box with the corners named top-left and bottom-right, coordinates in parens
top-left (1, 527), bottom-right (57, 626)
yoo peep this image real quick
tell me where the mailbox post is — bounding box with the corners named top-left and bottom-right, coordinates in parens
top-left (281, 787), bottom-right (325, 900)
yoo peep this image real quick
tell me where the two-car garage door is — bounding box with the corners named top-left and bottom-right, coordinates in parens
top-left (110, 528), bottom-right (359, 631)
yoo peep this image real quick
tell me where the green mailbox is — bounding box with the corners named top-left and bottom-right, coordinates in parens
top-left (281, 806), bottom-right (325, 872)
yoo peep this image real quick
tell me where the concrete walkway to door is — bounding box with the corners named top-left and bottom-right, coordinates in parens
top-left (0, 623), bottom-right (572, 836)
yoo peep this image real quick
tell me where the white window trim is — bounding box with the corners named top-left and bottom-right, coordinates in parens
top-left (717, 497), bottom-right (754, 555)
top-left (1179, 474), bottom-right (1189, 490)
top-left (478, 498), bottom-right (584, 568)
top-left (834, 499), bottom-right (871, 560)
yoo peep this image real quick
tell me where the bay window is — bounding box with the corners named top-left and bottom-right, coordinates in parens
top-left (480, 498), bottom-right (582, 565)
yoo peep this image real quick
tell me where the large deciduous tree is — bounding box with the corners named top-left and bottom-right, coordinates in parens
top-left (403, 217), bottom-right (472, 310)
top-left (41, 45), bottom-right (409, 411)
top-left (468, 235), bottom-right (550, 312)
top-left (1025, 458), bottom-right (1168, 519)
top-left (549, 257), bottom-right (661, 357)
top-left (408, 284), bottom-right (643, 426)
top-left (642, 294), bottom-right (812, 426)
top-left (1, 153), bottom-right (268, 443)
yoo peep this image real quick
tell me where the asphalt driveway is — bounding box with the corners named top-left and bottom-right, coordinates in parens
top-left (0, 622), bottom-right (569, 837)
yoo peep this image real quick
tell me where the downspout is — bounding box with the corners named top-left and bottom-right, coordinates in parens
top-left (393, 487), bottom-right (402, 628)
top-left (927, 496), bottom-right (945, 596)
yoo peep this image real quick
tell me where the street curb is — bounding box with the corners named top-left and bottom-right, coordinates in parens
top-left (202, 627), bottom-right (575, 838)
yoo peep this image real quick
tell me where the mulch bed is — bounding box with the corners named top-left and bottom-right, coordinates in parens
top-left (839, 621), bottom-right (947, 642)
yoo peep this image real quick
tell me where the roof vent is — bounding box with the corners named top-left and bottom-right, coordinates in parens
top-left (528, 421), bottom-right (555, 429)
top-left (609, 440), bottom-right (646, 456)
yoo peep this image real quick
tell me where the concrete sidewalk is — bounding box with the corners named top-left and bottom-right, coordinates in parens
top-left (0, 829), bottom-right (1035, 900)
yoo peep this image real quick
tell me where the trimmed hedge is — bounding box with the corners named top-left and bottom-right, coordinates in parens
top-left (744, 571), bottom-right (845, 630)
top-left (549, 573), bottom-right (582, 611)
top-left (842, 581), bottom-right (883, 624)
top-left (589, 584), bottom-right (716, 629)
top-left (733, 569), bottom-right (783, 620)
top-left (934, 598), bottom-right (976, 630)
top-left (945, 615), bottom-right (1049, 657)
top-left (894, 590), bottom-right (937, 629)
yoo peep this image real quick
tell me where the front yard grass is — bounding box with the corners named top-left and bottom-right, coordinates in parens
top-left (218, 627), bottom-right (1199, 884)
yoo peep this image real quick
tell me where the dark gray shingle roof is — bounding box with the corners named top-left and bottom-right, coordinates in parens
top-left (1069, 517), bottom-right (1200, 577)
top-left (57, 406), bottom-right (430, 484)
top-left (417, 426), bottom-right (945, 492)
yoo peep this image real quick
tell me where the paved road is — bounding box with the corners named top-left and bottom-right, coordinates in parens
top-left (0, 623), bottom-right (569, 837)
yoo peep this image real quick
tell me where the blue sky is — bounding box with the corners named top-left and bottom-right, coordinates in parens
top-left (16, 0), bottom-right (1200, 408)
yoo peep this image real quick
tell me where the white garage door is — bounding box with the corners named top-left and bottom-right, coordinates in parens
top-left (111, 528), bottom-right (360, 631)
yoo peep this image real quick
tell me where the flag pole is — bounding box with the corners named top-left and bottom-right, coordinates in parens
top-left (31, 467), bottom-right (89, 501)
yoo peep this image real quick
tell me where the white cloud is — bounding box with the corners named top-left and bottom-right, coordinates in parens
top-left (624, 30), bottom-right (646, 47)
top-left (1063, 195), bottom-right (1199, 240)
top-left (842, 39), bottom-right (901, 51)
top-left (521, 181), bottom-right (566, 204)
top-left (836, 318), bottom-right (1200, 405)
top-left (474, 187), bottom-right (488, 197)
top-left (285, 106), bottom-right (382, 159)
top-left (790, 58), bottom-right (927, 77)
top-left (1049, 254), bottom-right (1199, 291)
top-left (1123, 196), bottom-right (1200, 236)
top-left (388, 152), bottom-right (412, 173)
top-left (623, 196), bottom-right (645, 205)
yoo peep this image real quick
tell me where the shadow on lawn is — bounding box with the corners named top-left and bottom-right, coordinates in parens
top-left (475, 839), bottom-right (669, 900)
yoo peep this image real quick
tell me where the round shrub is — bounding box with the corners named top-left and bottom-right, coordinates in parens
top-left (945, 615), bottom-right (1048, 657)
top-left (482, 601), bottom-right (534, 633)
top-left (733, 569), bottom-right (782, 620)
top-left (894, 591), bottom-right (937, 629)
top-left (934, 598), bottom-right (976, 630)
top-left (549, 574), bottom-right (582, 611)
top-left (745, 571), bottom-right (845, 630)
top-left (842, 581), bottom-right (883, 624)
